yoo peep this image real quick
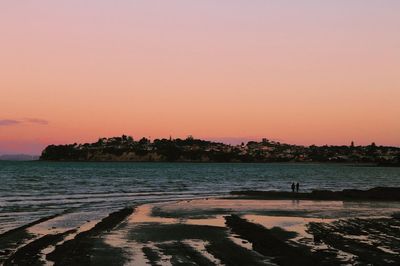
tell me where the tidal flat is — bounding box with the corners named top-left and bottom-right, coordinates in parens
top-left (1, 191), bottom-right (400, 266)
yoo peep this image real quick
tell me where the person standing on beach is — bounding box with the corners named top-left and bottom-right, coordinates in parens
top-left (291, 182), bottom-right (295, 192)
top-left (296, 182), bottom-right (300, 193)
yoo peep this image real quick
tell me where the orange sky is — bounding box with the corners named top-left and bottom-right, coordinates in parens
top-left (1, 1), bottom-right (400, 154)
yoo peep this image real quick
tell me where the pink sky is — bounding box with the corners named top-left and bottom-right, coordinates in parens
top-left (1, 1), bottom-right (400, 154)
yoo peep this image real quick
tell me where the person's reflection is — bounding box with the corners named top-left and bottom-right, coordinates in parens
top-left (292, 199), bottom-right (300, 207)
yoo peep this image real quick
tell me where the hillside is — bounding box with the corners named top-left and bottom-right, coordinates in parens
top-left (40, 136), bottom-right (400, 164)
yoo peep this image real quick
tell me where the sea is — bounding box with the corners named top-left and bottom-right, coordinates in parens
top-left (1, 161), bottom-right (399, 233)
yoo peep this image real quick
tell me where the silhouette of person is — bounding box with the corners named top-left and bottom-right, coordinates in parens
top-left (296, 182), bottom-right (300, 193)
top-left (291, 182), bottom-right (295, 192)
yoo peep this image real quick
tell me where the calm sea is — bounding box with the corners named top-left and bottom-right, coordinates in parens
top-left (1, 161), bottom-right (399, 233)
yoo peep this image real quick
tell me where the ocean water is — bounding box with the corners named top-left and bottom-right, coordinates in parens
top-left (0, 161), bottom-right (399, 233)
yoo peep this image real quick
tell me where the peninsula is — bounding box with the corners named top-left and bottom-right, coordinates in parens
top-left (40, 136), bottom-right (400, 164)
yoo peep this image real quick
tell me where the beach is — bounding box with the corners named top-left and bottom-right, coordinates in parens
top-left (2, 189), bottom-right (400, 265)
top-left (1, 162), bottom-right (400, 265)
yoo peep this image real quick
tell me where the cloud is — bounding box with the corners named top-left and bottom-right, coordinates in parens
top-left (25, 118), bottom-right (49, 125)
top-left (207, 136), bottom-right (286, 145)
top-left (0, 118), bottom-right (49, 126)
top-left (0, 119), bottom-right (20, 126)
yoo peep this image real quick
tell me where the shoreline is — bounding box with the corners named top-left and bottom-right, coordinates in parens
top-left (9, 160), bottom-right (398, 167)
top-left (1, 187), bottom-right (400, 265)
top-left (229, 187), bottom-right (400, 201)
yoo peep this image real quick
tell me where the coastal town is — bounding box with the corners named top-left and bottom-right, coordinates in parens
top-left (41, 135), bottom-right (400, 164)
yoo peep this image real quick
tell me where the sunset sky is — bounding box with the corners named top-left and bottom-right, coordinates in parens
top-left (1, 1), bottom-right (400, 154)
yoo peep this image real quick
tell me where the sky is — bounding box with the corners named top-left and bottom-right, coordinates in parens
top-left (1, 1), bottom-right (400, 154)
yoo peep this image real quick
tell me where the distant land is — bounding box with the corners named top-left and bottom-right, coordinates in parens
top-left (39, 135), bottom-right (400, 165)
top-left (0, 154), bottom-right (39, 161)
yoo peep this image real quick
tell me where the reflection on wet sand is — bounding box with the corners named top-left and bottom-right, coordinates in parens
top-left (129, 204), bottom-right (177, 224)
top-left (102, 198), bottom-right (400, 265)
top-left (2, 198), bottom-right (400, 265)
top-left (243, 215), bottom-right (334, 239)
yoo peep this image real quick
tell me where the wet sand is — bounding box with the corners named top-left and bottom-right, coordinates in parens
top-left (1, 190), bottom-right (400, 265)
top-left (230, 187), bottom-right (400, 201)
